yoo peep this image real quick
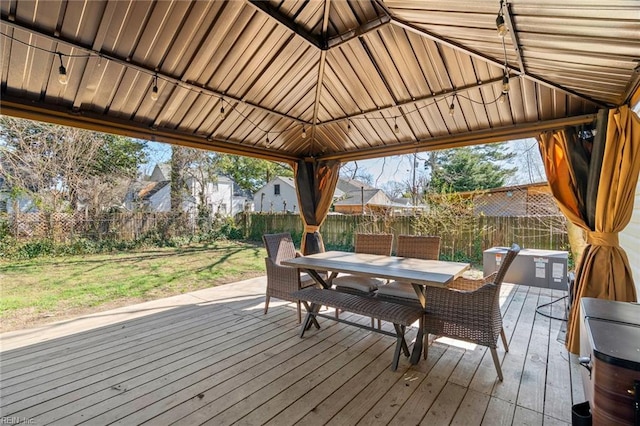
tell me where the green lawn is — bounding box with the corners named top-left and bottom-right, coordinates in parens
top-left (0, 241), bottom-right (266, 332)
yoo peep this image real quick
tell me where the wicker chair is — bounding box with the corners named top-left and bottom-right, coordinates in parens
top-left (332, 233), bottom-right (393, 326)
top-left (376, 235), bottom-right (441, 300)
top-left (263, 233), bottom-right (318, 323)
top-left (332, 233), bottom-right (394, 294)
top-left (423, 243), bottom-right (520, 381)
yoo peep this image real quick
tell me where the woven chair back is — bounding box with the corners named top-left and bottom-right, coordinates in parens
top-left (263, 233), bottom-right (297, 264)
top-left (396, 235), bottom-right (441, 260)
top-left (493, 243), bottom-right (521, 285)
top-left (354, 233), bottom-right (393, 256)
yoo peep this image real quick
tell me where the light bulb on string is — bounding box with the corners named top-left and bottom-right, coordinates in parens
top-left (393, 118), bottom-right (400, 134)
top-left (266, 133), bottom-right (270, 145)
top-left (301, 126), bottom-right (307, 138)
top-left (496, 1), bottom-right (507, 38)
top-left (502, 74), bottom-right (510, 93)
top-left (347, 121), bottom-right (351, 133)
top-left (496, 14), bottom-right (507, 37)
top-left (499, 93), bottom-right (507, 104)
top-left (448, 102), bottom-right (455, 117)
top-left (150, 74), bottom-right (159, 101)
top-left (57, 53), bottom-right (68, 85)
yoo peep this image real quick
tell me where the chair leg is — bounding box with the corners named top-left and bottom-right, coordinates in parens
top-left (500, 328), bottom-right (509, 352)
top-left (296, 301), bottom-right (302, 324)
top-left (490, 347), bottom-right (504, 381)
top-left (264, 295), bottom-right (270, 315)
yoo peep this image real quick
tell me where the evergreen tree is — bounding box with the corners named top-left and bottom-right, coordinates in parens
top-left (428, 144), bottom-right (516, 193)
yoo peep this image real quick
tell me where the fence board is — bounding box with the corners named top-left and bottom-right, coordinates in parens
top-left (1, 212), bottom-right (568, 264)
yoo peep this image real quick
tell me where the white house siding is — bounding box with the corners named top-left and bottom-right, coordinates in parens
top-left (620, 177), bottom-right (640, 296)
top-left (193, 179), bottom-right (233, 216)
top-left (148, 184), bottom-right (172, 212)
top-left (253, 177), bottom-right (299, 213)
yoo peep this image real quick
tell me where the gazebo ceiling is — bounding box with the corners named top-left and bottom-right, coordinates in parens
top-left (1, 0), bottom-right (639, 163)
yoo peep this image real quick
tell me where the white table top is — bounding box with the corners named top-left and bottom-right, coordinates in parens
top-left (283, 251), bottom-right (470, 287)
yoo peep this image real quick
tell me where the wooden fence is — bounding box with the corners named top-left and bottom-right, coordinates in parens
top-left (246, 213), bottom-right (568, 263)
top-left (1, 211), bottom-right (568, 264)
top-left (0, 212), bottom-right (194, 242)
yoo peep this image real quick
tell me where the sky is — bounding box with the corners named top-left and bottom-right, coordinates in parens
top-left (142, 137), bottom-right (545, 189)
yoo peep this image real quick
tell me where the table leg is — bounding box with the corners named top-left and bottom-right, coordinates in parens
top-left (410, 317), bottom-right (424, 364)
top-left (410, 284), bottom-right (427, 364)
top-left (305, 268), bottom-right (332, 289)
top-left (300, 300), bottom-right (321, 334)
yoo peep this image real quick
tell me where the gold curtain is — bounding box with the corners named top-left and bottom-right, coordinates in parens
top-left (540, 105), bottom-right (640, 354)
top-left (293, 159), bottom-right (341, 254)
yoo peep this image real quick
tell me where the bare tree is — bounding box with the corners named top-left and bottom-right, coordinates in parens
top-left (0, 116), bottom-right (146, 214)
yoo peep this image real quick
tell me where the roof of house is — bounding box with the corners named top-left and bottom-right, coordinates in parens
top-left (337, 178), bottom-right (376, 193)
top-left (333, 189), bottom-right (391, 206)
top-left (138, 180), bottom-right (170, 201)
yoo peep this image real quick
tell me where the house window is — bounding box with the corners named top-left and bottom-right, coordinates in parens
top-left (274, 184), bottom-right (280, 195)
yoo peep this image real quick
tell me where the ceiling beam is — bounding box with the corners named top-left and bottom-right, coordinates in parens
top-left (1, 97), bottom-right (298, 163)
top-left (247, 0), bottom-right (325, 50)
top-left (318, 76), bottom-right (507, 126)
top-left (326, 15), bottom-right (391, 49)
top-left (391, 19), bottom-right (608, 108)
top-left (310, 0), bottom-right (332, 153)
top-left (0, 18), bottom-right (306, 125)
top-left (503, 3), bottom-right (526, 74)
top-left (318, 114), bottom-right (597, 162)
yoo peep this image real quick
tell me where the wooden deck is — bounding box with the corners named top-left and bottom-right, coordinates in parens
top-left (0, 277), bottom-right (583, 425)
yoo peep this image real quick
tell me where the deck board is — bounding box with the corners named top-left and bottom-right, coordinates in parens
top-left (0, 277), bottom-right (581, 425)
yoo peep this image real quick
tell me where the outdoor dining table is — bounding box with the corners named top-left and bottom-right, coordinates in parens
top-left (283, 250), bottom-right (470, 363)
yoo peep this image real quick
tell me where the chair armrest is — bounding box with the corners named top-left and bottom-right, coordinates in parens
top-left (425, 281), bottom-right (499, 320)
top-left (265, 257), bottom-right (300, 276)
top-left (448, 271), bottom-right (498, 292)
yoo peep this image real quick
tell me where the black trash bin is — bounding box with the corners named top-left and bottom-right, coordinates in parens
top-left (572, 401), bottom-right (592, 426)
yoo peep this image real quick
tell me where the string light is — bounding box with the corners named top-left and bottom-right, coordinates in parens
top-left (496, 1), bottom-right (508, 37)
top-left (57, 53), bottom-right (68, 85)
top-left (150, 73), bottom-right (159, 101)
top-left (2, 29), bottom-right (516, 149)
top-left (502, 75), bottom-right (510, 93)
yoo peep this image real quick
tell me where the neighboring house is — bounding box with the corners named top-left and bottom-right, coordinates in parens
top-left (253, 175), bottom-right (396, 214)
top-left (464, 182), bottom-right (561, 217)
top-left (333, 178), bottom-right (395, 214)
top-left (254, 176), bottom-right (352, 213)
top-left (253, 176), bottom-right (299, 213)
top-left (126, 164), bottom-right (247, 216)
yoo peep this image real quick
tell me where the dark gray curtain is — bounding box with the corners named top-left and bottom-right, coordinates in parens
top-left (293, 159), bottom-right (340, 255)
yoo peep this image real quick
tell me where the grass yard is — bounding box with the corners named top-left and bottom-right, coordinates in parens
top-left (0, 241), bottom-right (266, 332)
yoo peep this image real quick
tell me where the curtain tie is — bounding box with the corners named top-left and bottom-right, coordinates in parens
top-left (304, 225), bottom-right (320, 233)
top-left (586, 231), bottom-right (619, 247)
